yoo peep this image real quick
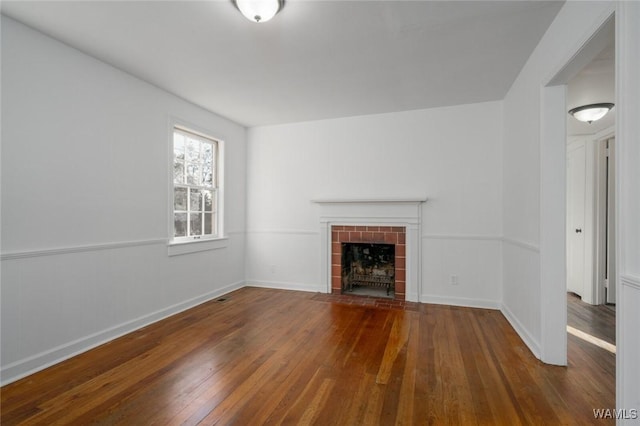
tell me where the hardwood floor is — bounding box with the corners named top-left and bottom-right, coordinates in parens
top-left (1, 288), bottom-right (615, 425)
top-left (567, 292), bottom-right (616, 345)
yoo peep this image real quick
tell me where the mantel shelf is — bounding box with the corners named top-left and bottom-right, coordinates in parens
top-left (312, 197), bottom-right (427, 204)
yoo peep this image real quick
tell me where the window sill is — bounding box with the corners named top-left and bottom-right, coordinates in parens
top-left (168, 236), bottom-right (228, 256)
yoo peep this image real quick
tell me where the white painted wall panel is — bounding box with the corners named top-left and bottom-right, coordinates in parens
top-left (247, 102), bottom-right (503, 303)
top-left (246, 232), bottom-right (322, 292)
top-left (422, 237), bottom-right (502, 308)
top-left (501, 241), bottom-right (541, 357)
top-left (0, 17), bottom-right (247, 384)
top-left (619, 279), bottom-right (640, 422)
top-left (616, 1), bottom-right (640, 420)
top-left (501, 1), bottom-right (614, 357)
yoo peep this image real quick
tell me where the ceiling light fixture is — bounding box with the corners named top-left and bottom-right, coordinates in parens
top-left (233, 0), bottom-right (284, 23)
top-left (568, 103), bottom-right (615, 124)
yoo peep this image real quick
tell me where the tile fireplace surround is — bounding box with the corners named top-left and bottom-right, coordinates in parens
top-left (313, 198), bottom-right (426, 302)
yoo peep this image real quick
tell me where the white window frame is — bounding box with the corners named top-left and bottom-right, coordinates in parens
top-left (168, 119), bottom-right (226, 256)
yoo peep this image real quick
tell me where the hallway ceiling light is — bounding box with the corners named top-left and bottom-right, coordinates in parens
top-left (568, 103), bottom-right (614, 124)
top-left (233, 0), bottom-right (284, 23)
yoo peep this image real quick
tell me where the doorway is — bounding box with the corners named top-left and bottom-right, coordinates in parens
top-left (566, 131), bottom-right (616, 306)
top-left (565, 131), bottom-right (617, 361)
top-left (539, 12), bottom-right (615, 366)
top-left (563, 18), bottom-right (616, 386)
top-left (566, 141), bottom-right (587, 298)
top-left (541, 2), bottom-right (640, 413)
top-left (565, 28), bottom-right (616, 309)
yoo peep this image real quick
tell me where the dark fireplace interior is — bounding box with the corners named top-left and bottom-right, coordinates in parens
top-left (341, 243), bottom-right (395, 298)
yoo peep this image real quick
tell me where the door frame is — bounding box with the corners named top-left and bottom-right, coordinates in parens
top-left (539, 9), bottom-right (615, 366)
top-left (594, 128), bottom-right (615, 305)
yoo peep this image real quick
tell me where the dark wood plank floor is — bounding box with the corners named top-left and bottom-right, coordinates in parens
top-left (1, 288), bottom-right (615, 425)
top-left (567, 292), bottom-right (616, 345)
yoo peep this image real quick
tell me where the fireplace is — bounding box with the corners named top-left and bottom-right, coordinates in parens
top-left (342, 242), bottom-right (395, 296)
top-left (314, 197), bottom-right (426, 302)
top-left (331, 225), bottom-right (406, 300)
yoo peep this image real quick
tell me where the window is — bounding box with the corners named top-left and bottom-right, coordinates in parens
top-left (172, 126), bottom-right (219, 242)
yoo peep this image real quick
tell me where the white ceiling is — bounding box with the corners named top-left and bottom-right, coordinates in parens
top-left (1, 0), bottom-right (564, 127)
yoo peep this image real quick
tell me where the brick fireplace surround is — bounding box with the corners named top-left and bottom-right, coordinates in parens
top-left (331, 225), bottom-right (406, 300)
top-left (314, 197), bottom-right (426, 302)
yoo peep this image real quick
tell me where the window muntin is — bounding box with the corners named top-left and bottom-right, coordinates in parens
top-left (172, 127), bottom-right (218, 241)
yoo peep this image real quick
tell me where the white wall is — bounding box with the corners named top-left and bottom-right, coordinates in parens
top-left (501, 1), bottom-right (615, 359)
top-left (0, 17), bottom-right (247, 384)
top-left (616, 1), bottom-right (640, 419)
top-left (503, 0), bottom-right (640, 415)
top-left (246, 101), bottom-right (503, 308)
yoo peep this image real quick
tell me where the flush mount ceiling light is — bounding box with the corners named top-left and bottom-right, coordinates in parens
top-left (233, 0), bottom-right (284, 23)
top-left (568, 103), bottom-right (615, 124)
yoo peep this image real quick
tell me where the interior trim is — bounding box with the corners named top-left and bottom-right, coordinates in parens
top-left (422, 234), bottom-right (502, 241)
top-left (1, 239), bottom-right (167, 261)
top-left (500, 302), bottom-right (541, 360)
top-left (621, 274), bottom-right (640, 290)
top-left (502, 237), bottom-right (540, 253)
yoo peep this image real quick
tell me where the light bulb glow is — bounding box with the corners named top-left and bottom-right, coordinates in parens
top-left (568, 103), bottom-right (614, 124)
top-left (572, 108), bottom-right (609, 123)
top-left (235, 0), bottom-right (282, 23)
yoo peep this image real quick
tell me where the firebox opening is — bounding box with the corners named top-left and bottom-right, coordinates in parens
top-left (341, 243), bottom-right (395, 299)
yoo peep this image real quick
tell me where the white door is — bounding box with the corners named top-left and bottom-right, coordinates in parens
top-left (567, 143), bottom-right (586, 296)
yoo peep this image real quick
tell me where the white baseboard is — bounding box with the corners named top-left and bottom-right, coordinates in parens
top-left (0, 280), bottom-right (245, 386)
top-left (500, 302), bottom-right (541, 359)
top-left (420, 294), bottom-right (501, 310)
top-left (405, 291), bottom-right (419, 303)
top-left (246, 280), bottom-right (325, 293)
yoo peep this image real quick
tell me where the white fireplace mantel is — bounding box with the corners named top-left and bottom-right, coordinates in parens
top-left (313, 197), bottom-right (427, 302)
top-left (312, 197), bottom-right (427, 225)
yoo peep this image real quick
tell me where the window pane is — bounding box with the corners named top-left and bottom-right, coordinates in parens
top-left (190, 188), bottom-right (202, 211)
top-left (190, 213), bottom-right (202, 236)
top-left (204, 213), bottom-right (213, 235)
top-left (202, 164), bottom-right (213, 187)
top-left (174, 187), bottom-right (187, 210)
top-left (204, 190), bottom-right (213, 212)
top-left (174, 213), bottom-right (187, 237)
top-left (186, 163), bottom-right (200, 186)
top-left (186, 138), bottom-right (200, 162)
top-left (203, 143), bottom-right (213, 164)
top-left (174, 132), bottom-right (185, 161)
top-left (174, 161), bottom-right (185, 184)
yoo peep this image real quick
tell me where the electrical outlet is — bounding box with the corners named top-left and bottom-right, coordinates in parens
top-left (450, 275), bottom-right (459, 285)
